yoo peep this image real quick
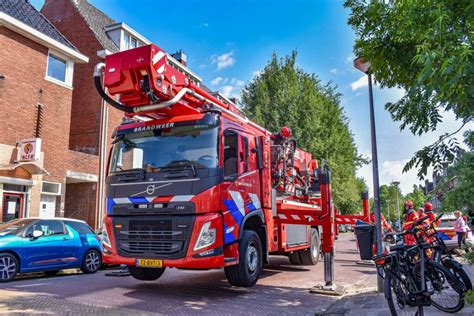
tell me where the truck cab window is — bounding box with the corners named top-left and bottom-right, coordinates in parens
top-left (224, 132), bottom-right (238, 178)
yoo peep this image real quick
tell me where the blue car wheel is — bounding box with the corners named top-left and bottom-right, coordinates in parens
top-left (0, 253), bottom-right (19, 283)
top-left (81, 249), bottom-right (101, 274)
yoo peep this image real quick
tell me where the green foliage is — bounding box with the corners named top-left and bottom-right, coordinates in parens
top-left (404, 185), bottom-right (427, 210)
top-left (379, 184), bottom-right (403, 223)
top-left (467, 290), bottom-right (474, 305)
top-left (241, 52), bottom-right (365, 212)
top-left (465, 252), bottom-right (474, 265)
top-left (344, 0), bottom-right (474, 179)
top-left (441, 152), bottom-right (474, 212)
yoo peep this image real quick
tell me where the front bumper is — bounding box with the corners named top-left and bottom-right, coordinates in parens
top-left (102, 212), bottom-right (225, 269)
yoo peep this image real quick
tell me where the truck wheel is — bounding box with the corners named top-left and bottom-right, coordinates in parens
top-left (288, 252), bottom-right (302, 265)
top-left (129, 266), bottom-right (165, 281)
top-left (300, 228), bottom-right (320, 265)
top-left (225, 230), bottom-right (262, 287)
top-left (288, 228), bottom-right (320, 266)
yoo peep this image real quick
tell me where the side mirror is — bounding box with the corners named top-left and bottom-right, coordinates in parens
top-left (32, 230), bottom-right (43, 238)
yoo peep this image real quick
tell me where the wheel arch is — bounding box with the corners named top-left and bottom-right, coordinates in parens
top-left (0, 250), bottom-right (21, 271)
top-left (240, 210), bottom-right (268, 264)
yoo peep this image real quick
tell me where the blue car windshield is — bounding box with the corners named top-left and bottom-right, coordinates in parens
top-left (0, 219), bottom-right (35, 236)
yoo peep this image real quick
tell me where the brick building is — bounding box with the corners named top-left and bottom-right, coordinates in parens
top-left (40, 0), bottom-right (207, 228)
top-left (0, 0), bottom-right (99, 224)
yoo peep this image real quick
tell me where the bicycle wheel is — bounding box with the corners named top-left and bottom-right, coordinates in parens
top-left (424, 261), bottom-right (465, 313)
top-left (442, 258), bottom-right (472, 291)
top-left (384, 270), bottom-right (420, 316)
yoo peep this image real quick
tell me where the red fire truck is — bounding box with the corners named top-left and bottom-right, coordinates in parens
top-left (94, 43), bottom-right (350, 287)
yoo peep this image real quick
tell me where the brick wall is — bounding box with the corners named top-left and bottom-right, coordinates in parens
top-left (0, 26), bottom-right (99, 223)
top-left (41, 0), bottom-right (124, 156)
top-left (64, 182), bottom-right (97, 227)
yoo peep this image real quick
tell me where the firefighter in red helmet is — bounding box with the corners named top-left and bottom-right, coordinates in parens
top-left (403, 200), bottom-right (418, 244)
top-left (424, 202), bottom-right (440, 227)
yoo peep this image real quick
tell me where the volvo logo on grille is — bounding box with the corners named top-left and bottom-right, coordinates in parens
top-left (146, 185), bottom-right (156, 195)
top-left (130, 183), bottom-right (173, 197)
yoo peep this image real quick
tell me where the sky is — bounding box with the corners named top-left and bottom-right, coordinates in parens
top-left (31, 0), bottom-right (471, 195)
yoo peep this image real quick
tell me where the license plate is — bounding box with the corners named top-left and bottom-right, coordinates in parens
top-left (136, 259), bottom-right (163, 268)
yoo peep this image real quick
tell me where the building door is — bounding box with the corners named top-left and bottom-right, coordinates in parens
top-left (1, 193), bottom-right (24, 223)
top-left (40, 195), bottom-right (56, 218)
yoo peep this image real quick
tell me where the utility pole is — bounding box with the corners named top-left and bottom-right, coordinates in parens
top-left (354, 57), bottom-right (383, 293)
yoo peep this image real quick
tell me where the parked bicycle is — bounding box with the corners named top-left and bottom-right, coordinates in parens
top-left (373, 215), bottom-right (467, 316)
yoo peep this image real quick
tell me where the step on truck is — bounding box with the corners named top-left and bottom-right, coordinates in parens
top-left (94, 43), bottom-right (338, 287)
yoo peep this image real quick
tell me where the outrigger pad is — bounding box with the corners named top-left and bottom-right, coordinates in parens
top-left (310, 284), bottom-right (345, 296)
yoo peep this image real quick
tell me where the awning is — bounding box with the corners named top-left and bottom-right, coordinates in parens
top-left (0, 162), bottom-right (49, 175)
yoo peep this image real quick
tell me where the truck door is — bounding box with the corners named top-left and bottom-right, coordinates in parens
top-left (222, 130), bottom-right (261, 244)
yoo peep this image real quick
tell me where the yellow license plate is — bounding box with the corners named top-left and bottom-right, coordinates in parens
top-left (136, 259), bottom-right (163, 268)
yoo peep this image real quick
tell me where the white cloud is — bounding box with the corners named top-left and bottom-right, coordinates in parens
top-left (230, 78), bottom-right (245, 86)
top-left (198, 64), bottom-right (207, 69)
top-left (211, 51), bottom-right (236, 70)
top-left (252, 70), bottom-right (262, 77)
top-left (219, 85), bottom-right (240, 100)
top-left (345, 54), bottom-right (355, 64)
top-left (350, 75), bottom-right (368, 91)
top-left (330, 68), bottom-right (338, 74)
top-left (211, 77), bottom-right (224, 86)
top-left (357, 158), bottom-right (428, 197)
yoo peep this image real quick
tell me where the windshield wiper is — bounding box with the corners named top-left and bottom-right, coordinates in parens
top-left (160, 160), bottom-right (197, 177)
top-left (114, 168), bottom-right (146, 182)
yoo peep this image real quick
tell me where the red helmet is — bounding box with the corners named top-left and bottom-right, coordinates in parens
top-left (424, 202), bottom-right (433, 211)
top-left (280, 126), bottom-right (292, 138)
top-left (405, 200), bottom-right (414, 208)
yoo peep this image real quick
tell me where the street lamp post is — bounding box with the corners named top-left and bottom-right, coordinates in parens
top-left (354, 57), bottom-right (383, 293)
top-left (392, 181), bottom-right (401, 231)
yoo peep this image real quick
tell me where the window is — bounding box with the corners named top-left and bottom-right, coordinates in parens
top-left (47, 54), bottom-right (66, 82)
top-left (41, 181), bottom-right (61, 195)
top-left (25, 220), bottom-right (65, 237)
top-left (243, 136), bottom-right (249, 173)
top-left (130, 37), bottom-right (138, 48)
top-left (65, 221), bottom-right (94, 235)
top-left (46, 52), bottom-right (73, 87)
top-left (223, 131), bottom-right (238, 179)
top-left (122, 32), bottom-right (140, 50)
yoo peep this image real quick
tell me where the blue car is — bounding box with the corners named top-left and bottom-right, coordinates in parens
top-left (0, 218), bottom-right (102, 282)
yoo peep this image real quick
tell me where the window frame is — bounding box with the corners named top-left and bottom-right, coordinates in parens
top-left (24, 219), bottom-right (66, 237)
top-left (41, 181), bottom-right (62, 196)
top-left (45, 51), bottom-right (74, 88)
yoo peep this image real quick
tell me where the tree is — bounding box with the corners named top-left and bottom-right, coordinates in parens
top-left (379, 184), bottom-right (403, 223)
top-left (404, 185), bottom-right (427, 210)
top-left (241, 52), bottom-right (365, 212)
top-left (441, 152), bottom-right (474, 212)
top-left (344, 0), bottom-right (474, 179)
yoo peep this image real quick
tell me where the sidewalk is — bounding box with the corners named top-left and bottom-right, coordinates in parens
top-left (320, 262), bottom-right (474, 316)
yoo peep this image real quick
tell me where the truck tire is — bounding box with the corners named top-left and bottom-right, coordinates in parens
top-left (129, 266), bottom-right (165, 281)
top-left (288, 228), bottom-right (320, 266)
top-left (225, 230), bottom-right (262, 287)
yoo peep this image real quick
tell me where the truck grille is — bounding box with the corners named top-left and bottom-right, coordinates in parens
top-left (113, 216), bottom-right (195, 259)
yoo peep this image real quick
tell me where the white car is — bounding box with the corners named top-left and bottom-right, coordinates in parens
top-left (435, 214), bottom-right (473, 249)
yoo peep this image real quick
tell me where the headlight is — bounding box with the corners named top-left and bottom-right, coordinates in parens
top-left (101, 223), bottom-right (112, 248)
top-left (194, 221), bottom-right (216, 251)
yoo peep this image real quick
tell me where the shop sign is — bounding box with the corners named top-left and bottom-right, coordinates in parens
top-left (18, 138), bottom-right (41, 161)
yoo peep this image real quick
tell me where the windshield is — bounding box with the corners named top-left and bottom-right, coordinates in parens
top-left (109, 124), bottom-right (219, 174)
top-left (0, 219), bottom-right (35, 236)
